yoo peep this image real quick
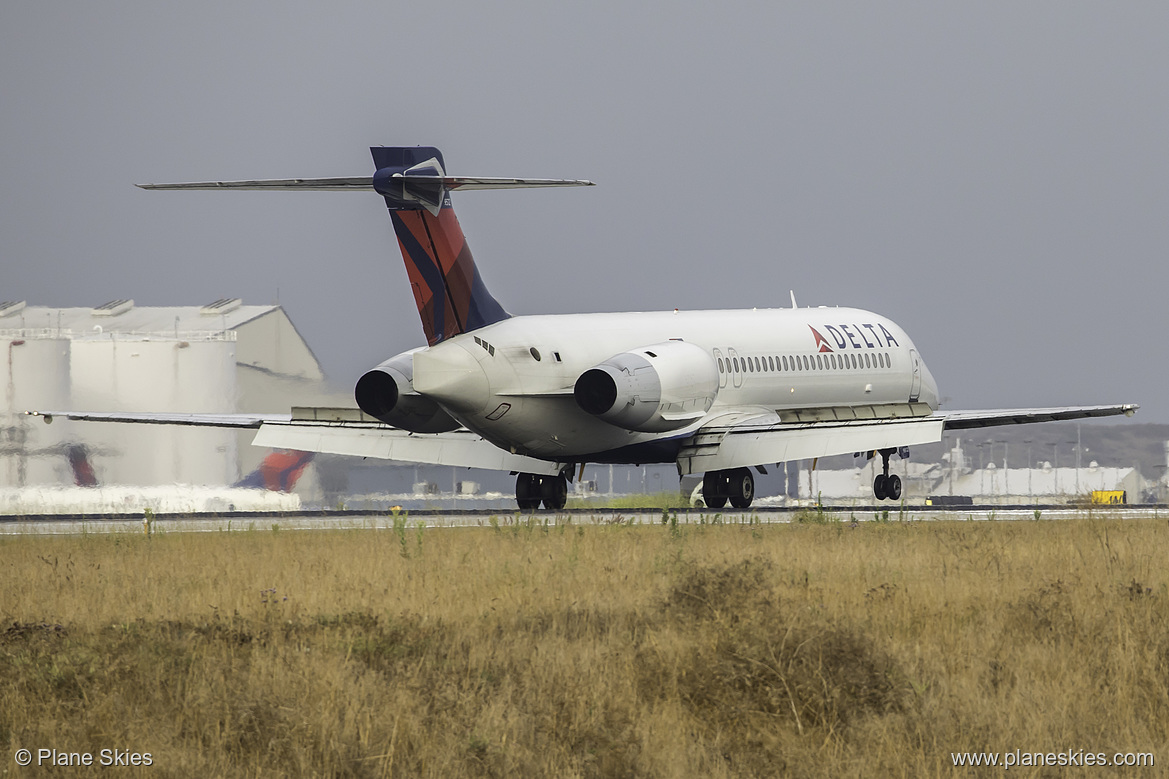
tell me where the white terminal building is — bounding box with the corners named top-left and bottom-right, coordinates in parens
top-left (791, 438), bottom-right (1158, 506)
top-left (0, 299), bottom-right (343, 505)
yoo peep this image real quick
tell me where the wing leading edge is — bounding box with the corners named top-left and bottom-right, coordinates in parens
top-left (935, 404), bottom-right (1139, 430)
top-left (26, 410), bottom-right (287, 428)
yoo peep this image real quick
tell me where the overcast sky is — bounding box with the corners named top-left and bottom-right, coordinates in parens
top-left (4, 2), bottom-right (1166, 422)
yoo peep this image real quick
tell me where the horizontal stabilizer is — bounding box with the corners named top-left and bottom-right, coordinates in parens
top-left (141, 147), bottom-right (592, 216)
top-left (138, 177), bottom-right (374, 191)
top-left (137, 175), bottom-right (593, 192)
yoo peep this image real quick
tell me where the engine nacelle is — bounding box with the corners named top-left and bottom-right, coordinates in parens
top-left (354, 350), bottom-right (461, 433)
top-left (574, 341), bottom-right (719, 432)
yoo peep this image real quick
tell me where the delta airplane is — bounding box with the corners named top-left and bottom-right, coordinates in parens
top-left (31, 146), bottom-right (1138, 510)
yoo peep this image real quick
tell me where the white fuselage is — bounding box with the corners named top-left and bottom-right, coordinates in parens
top-left (411, 307), bottom-right (939, 462)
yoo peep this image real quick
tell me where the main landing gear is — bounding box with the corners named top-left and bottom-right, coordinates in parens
top-left (515, 472), bottom-right (568, 511)
top-left (873, 448), bottom-right (902, 501)
top-left (702, 467), bottom-right (755, 509)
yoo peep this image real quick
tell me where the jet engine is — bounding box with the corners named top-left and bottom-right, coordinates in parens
top-left (354, 350), bottom-right (461, 433)
top-left (574, 341), bottom-right (719, 432)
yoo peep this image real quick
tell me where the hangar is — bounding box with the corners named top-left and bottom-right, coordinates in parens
top-left (0, 298), bottom-right (341, 492)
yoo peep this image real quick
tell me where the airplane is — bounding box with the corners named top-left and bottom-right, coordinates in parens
top-left (29, 146), bottom-right (1138, 510)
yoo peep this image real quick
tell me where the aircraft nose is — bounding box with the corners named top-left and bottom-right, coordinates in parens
top-left (412, 341), bottom-right (490, 413)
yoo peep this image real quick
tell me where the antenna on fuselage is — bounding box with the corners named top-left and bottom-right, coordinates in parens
top-left (789, 290), bottom-right (798, 309)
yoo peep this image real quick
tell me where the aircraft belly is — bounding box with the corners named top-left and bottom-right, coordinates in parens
top-left (459, 394), bottom-right (664, 460)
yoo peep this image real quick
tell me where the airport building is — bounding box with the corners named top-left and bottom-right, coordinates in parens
top-left (0, 299), bottom-right (342, 495)
top-left (787, 439), bottom-right (1157, 506)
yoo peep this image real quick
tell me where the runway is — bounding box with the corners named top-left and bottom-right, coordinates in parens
top-left (1, 504), bottom-right (1164, 535)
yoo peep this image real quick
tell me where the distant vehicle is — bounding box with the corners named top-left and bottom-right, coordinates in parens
top-left (690, 483), bottom-right (706, 508)
top-left (926, 496), bottom-right (975, 506)
top-left (33, 146), bottom-right (1139, 511)
top-left (1090, 490), bottom-right (1127, 505)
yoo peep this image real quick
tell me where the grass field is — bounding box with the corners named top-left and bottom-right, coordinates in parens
top-left (2, 514), bottom-right (1166, 776)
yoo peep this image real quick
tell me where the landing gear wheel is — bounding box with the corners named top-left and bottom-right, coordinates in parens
top-left (516, 473), bottom-right (541, 510)
top-left (541, 474), bottom-right (568, 511)
top-left (873, 474), bottom-right (887, 501)
top-left (702, 471), bottom-right (727, 509)
top-left (886, 474), bottom-right (902, 501)
top-left (728, 467), bottom-right (755, 509)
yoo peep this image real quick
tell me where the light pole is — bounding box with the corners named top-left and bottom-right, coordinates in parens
top-left (1003, 441), bottom-right (1009, 497)
top-left (1023, 439), bottom-right (1033, 499)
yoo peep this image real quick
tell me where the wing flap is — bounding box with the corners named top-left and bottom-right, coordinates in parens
top-left (677, 417), bottom-right (944, 475)
top-left (252, 422), bottom-right (562, 475)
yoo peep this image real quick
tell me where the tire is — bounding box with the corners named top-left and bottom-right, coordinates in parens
top-left (703, 471), bottom-right (728, 509)
top-left (728, 467), bottom-right (755, 509)
top-left (516, 473), bottom-right (541, 510)
top-left (886, 474), bottom-right (902, 501)
top-left (873, 474), bottom-right (887, 501)
top-left (541, 474), bottom-right (568, 510)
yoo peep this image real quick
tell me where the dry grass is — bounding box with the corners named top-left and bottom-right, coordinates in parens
top-left (2, 515), bottom-right (1167, 776)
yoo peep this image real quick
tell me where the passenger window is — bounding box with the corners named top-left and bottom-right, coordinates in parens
top-left (802, 355), bottom-right (809, 370)
top-left (733, 357), bottom-right (739, 372)
top-left (754, 357), bottom-right (761, 372)
top-left (865, 353), bottom-right (871, 368)
top-left (782, 356), bottom-right (789, 371)
top-left (717, 357), bottom-right (724, 373)
top-left (768, 355), bottom-right (775, 371)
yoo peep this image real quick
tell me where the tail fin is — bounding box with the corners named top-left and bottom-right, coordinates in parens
top-left (235, 450), bottom-right (314, 492)
top-left (138, 146), bottom-right (592, 347)
top-left (371, 147), bottom-right (509, 346)
top-left (67, 444), bottom-right (98, 487)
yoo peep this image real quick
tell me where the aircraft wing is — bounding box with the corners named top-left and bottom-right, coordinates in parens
top-left (27, 408), bottom-right (563, 476)
top-left (26, 410), bottom-right (287, 428)
top-left (675, 403), bottom-right (1138, 475)
top-left (935, 403), bottom-right (1139, 430)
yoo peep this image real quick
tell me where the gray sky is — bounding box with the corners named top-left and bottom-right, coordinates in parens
top-left (4, 2), bottom-right (1166, 421)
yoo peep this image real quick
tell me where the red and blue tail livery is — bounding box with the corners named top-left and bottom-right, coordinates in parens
top-left (136, 146), bottom-right (591, 347)
top-left (234, 449), bottom-right (314, 492)
top-left (372, 147), bottom-right (509, 346)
